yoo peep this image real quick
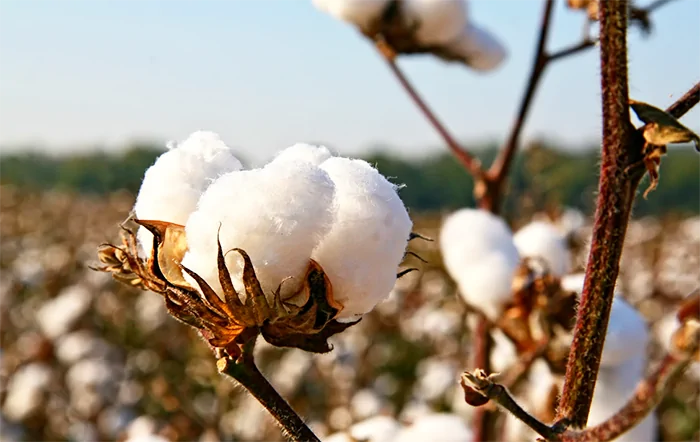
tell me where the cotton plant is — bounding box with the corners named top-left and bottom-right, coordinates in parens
top-left (513, 220), bottom-right (572, 278)
top-left (96, 131), bottom-right (414, 440)
top-left (439, 208), bottom-right (520, 320)
top-left (312, 0), bottom-right (506, 71)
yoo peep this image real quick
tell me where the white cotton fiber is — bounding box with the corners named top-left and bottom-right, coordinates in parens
top-left (134, 131), bottom-right (243, 255)
top-left (514, 220), bottom-right (572, 277)
top-left (403, 0), bottom-right (468, 46)
top-left (394, 413), bottom-right (473, 442)
top-left (440, 209), bottom-right (520, 320)
top-left (443, 24), bottom-right (507, 71)
top-left (312, 0), bottom-right (390, 31)
top-left (182, 160), bottom-right (336, 300)
top-left (270, 143), bottom-right (333, 166)
top-left (311, 157), bottom-right (413, 319)
top-left (349, 415), bottom-right (400, 442)
top-left (601, 296), bottom-right (649, 367)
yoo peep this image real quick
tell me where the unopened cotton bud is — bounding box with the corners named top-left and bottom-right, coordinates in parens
top-left (311, 157), bottom-right (413, 319)
top-left (312, 0), bottom-right (390, 31)
top-left (403, 0), bottom-right (468, 45)
top-left (182, 160), bottom-right (336, 300)
top-left (270, 143), bottom-right (333, 166)
top-left (134, 131), bottom-right (243, 254)
top-left (444, 24), bottom-right (507, 71)
top-left (440, 209), bottom-right (520, 320)
top-left (513, 220), bottom-right (572, 277)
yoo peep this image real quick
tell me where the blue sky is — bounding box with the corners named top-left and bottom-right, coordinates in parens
top-left (0, 0), bottom-right (698, 165)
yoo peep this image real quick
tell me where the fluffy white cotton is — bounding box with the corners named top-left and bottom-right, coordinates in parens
top-left (3, 363), bottom-right (52, 421)
top-left (134, 131), bottom-right (243, 254)
top-left (270, 143), bottom-right (333, 166)
top-left (440, 208), bottom-right (520, 320)
top-left (514, 220), bottom-right (572, 277)
top-left (395, 413), bottom-right (472, 442)
top-left (443, 23), bottom-right (507, 71)
top-left (311, 157), bottom-right (413, 319)
top-left (312, 0), bottom-right (390, 31)
top-left (349, 415), bottom-right (400, 442)
top-left (403, 0), bottom-right (468, 45)
top-left (602, 297), bottom-right (649, 367)
top-left (36, 285), bottom-right (91, 340)
top-left (559, 273), bottom-right (649, 367)
top-left (182, 160), bottom-right (336, 300)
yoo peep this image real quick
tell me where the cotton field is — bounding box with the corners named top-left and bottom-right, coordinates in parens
top-left (1, 184), bottom-right (697, 442)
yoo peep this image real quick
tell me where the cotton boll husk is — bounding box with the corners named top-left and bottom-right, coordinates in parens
top-left (349, 415), bottom-right (400, 442)
top-left (403, 0), bottom-right (468, 45)
top-left (312, 0), bottom-right (390, 30)
top-left (440, 208), bottom-right (520, 320)
top-left (514, 220), bottom-right (572, 277)
top-left (182, 160), bottom-right (336, 300)
top-left (444, 24), bottom-right (507, 71)
top-left (311, 157), bottom-right (412, 319)
top-left (395, 413), bottom-right (472, 442)
top-left (270, 143), bottom-right (333, 166)
top-left (134, 131), bottom-right (243, 254)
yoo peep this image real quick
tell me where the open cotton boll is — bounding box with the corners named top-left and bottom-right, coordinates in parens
top-left (440, 208), bottom-right (520, 320)
top-left (403, 0), bottom-right (468, 45)
top-left (394, 413), bottom-right (473, 442)
top-left (270, 143), bottom-right (333, 166)
top-left (444, 23), bottom-right (507, 71)
top-left (601, 297), bottom-right (649, 367)
top-left (134, 131), bottom-right (243, 255)
top-left (514, 220), bottom-right (572, 277)
top-left (349, 415), bottom-right (401, 442)
top-left (312, 0), bottom-right (390, 31)
top-left (182, 161), bottom-right (336, 300)
top-left (311, 157), bottom-right (412, 319)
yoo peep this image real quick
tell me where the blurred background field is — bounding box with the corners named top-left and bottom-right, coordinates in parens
top-left (0, 145), bottom-right (698, 440)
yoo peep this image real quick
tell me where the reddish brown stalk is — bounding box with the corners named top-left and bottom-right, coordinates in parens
top-left (555, 0), bottom-right (635, 428)
top-left (377, 52), bottom-right (483, 179)
top-left (471, 315), bottom-right (496, 442)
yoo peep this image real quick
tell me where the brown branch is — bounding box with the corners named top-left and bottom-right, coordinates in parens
top-left (665, 81), bottom-right (700, 118)
top-left (218, 351), bottom-right (320, 442)
top-left (374, 41), bottom-right (483, 179)
top-left (471, 315), bottom-right (496, 442)
top-left (547, 39), bottom-right (597, 63)
top-left (558, 353), bottom-right (692, 442)
top-left (482, 0), bottom-right (555, 212)
top-left (556, 0), bottom-right (636, 428)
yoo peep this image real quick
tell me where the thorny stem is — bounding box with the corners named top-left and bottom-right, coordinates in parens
top-left (556, 0), bottom-right (635, 428)
top-left (376, 46), bottom-right (483, 179)
top-left (218, 350), bottom-right (320, 442)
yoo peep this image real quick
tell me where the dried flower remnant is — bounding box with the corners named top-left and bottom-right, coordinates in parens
top-left (313, 0), bottom-right (506, 71)
top-left (96, 134), bottom-right (414, 360)
top-left (627, 99), bottom-right (700, 198)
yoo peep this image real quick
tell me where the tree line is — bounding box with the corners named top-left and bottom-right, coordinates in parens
top-left (1, 141), bottom-right (697, 216)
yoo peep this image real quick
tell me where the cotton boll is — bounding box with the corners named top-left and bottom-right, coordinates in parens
top-left (440, 208), bottom-right (520, 320)
top-left (560, 272), bottom-right (586, 294)
top-left (601, 297), bottom-right (649, 367)
top-left (444, 24), bottom-right (507, 71)
top-left (403, 0), bottom-right (468, 45)
top-left (349, 415), bottom-right (400, 442)
top-left (183, 161), bottom-right (336, 300)
top-left (312, 0), bottom-right (390, 31)
top-left (490, 328), bottom-right (517, 373)
top-left (270, 143), bottom-right (333, 166)
top-left (311, 157), bottom-right (412, 319)
top-left (514, 220), bottom-right (572, 277)
top-left (134, 131), bottom-right (243, 254)
top-left (395, 413), bottom-right (473, 442)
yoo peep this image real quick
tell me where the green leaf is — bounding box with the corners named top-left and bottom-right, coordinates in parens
top-left (630, 99), bottom-right (700, 151)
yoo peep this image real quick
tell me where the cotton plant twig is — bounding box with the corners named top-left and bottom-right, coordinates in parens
top-left (217, 344), bottom-right (321, 442)
top-left (461, 314), bottom-right (700, 442)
